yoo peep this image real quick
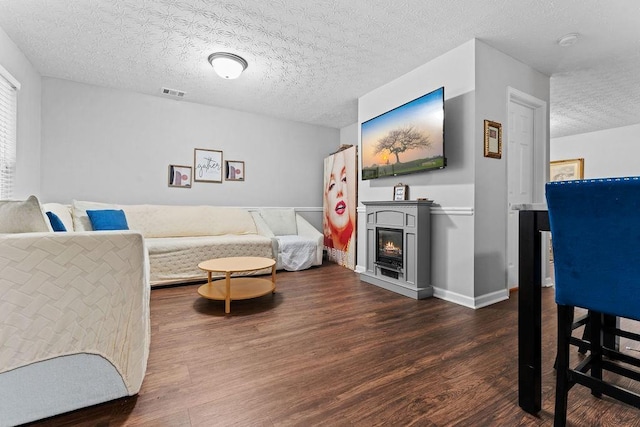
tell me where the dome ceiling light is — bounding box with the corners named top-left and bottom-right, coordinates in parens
top-left (208, 52), bottom-right (248, 79)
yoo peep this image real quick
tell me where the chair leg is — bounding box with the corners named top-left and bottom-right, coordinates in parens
top-left (554, 308), bottom-right (590, 370)
top-left (578, 310), bottom-right (591, 354)
top-left (589, 311), bottom-right (603, 398)
top-left (602, 314), bottom-right (617, 351)
top-left (554, 304), bottom-right (574, 427)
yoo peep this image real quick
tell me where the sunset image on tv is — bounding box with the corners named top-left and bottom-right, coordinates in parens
top-left (361, 87), bottom-right (444, 180)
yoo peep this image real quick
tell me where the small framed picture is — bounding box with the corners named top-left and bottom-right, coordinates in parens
top-left (225, 160), bottom-right (245, 181)
top-left (550, 158), bottom-right (584, 181)
top-left (168, 165), bottom-right (192, 188)
top-left (393, 183), bottom-right (407, 201)
top-left (484, 120), bottom-right (502, 159)
top-left (194, 148), bottom-right (223, 183)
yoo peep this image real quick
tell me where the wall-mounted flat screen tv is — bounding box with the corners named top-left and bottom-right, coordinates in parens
top-left (361, 86), bottom-right (445, 180)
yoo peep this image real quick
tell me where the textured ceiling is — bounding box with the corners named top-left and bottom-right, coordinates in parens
top-left (0, 0), bottom-right (639, 138)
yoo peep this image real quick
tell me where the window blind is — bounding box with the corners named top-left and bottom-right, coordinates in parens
top-left (0, 67), bottom-right (18, 199)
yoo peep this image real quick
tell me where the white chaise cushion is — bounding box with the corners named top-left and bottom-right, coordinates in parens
top-left (259, 208), bottom-right (297, 236)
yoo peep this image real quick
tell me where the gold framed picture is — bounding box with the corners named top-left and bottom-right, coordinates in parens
top-left (550, 158), bottom-right (584, 181)
top-left (484, 120), bottom-right (502, 159)
top-left (393, 183), bottom-right (407, 201)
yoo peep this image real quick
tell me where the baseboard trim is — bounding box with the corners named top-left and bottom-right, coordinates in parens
top-left (431, 287), bottom-right (509, 309)
top-left (356, 267), bottom-right (509, 308)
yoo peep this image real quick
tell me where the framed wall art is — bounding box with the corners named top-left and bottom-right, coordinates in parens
top-left (550, 158), bottom-right (584, 181)
top-left (225, 160), bottom-right (245, 181)
top-left (168, 165), bottom-right (192, 188)
top-left (548, 158), bottom-right (585, 262)
top-left (484, 120), bottom-right (502, 159)
top-left (194, 148), bottom-right (223, 183)
top-left (393, 183), bottom-right (408, 201)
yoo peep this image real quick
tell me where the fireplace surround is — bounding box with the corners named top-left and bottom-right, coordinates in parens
top-left (360, 200), bottom-right (433, 299)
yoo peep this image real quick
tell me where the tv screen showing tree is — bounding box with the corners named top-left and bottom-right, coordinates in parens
top-left (361, 87), bottom-right (445, 180)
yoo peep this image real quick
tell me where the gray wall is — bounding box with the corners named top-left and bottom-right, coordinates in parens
top-left (357, 40), bottom-right (477, 305)
top-left (41, 78), bottom-right (339, 215)
top-left (551, 122), bottom-right (640, 178)
top-left (473, 40), bottom-right (550, 298)
top-left (356, 39), bottom-right (550, 308)
top-left (0, 25), bottom-right (42, 199)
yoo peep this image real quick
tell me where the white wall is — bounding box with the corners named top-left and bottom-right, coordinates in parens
top-left (0, 25), bottom-right (42, 198)
top-left (551, 123), bottom-right (640, 178)
top-left (41, 78), bottom-right (339, 222)
top-left (339, 123), bottom-right (357, 148)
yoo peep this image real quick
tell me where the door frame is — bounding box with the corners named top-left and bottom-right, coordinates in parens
top-left (506, 87), bottom-right (552, 287)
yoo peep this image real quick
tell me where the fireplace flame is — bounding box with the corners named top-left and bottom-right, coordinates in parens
top-left (383, 241), bottom-right (401, 255)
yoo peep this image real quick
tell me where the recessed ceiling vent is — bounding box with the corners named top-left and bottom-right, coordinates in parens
top-left (160, 87), bottom-right (186, 99)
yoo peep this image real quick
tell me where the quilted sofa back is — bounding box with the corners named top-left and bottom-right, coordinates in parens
top-left (122, 204), bottom-right (258, 238)
top-left (67, 201), bottom-right (258, 238)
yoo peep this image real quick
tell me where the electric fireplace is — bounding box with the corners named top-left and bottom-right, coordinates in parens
top-left (376, 227), bottom-right (403, 270)
top-left (361, 200), bottom-right (433, 300)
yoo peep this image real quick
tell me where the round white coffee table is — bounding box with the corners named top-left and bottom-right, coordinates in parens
top-left (197, 256), bottom-right (276, 314)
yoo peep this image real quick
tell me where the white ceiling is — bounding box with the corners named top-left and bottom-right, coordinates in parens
top-left (0, 0), bottom-right (638, 138)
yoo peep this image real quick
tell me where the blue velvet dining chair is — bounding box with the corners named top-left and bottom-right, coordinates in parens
top-left (546, 177), bottom-right (640, 426)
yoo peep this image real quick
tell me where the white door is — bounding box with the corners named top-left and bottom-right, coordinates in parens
top-left (507, 101), bottom-right (535, 288)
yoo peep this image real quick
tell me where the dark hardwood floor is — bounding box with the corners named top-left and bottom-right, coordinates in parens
top-left (26, 262), bottom-right (640, 426)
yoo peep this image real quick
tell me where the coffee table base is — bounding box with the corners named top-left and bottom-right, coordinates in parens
top-left (198, 277), bottom-right (275, 313)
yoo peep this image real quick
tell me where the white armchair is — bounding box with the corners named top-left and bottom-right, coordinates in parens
top-left (251, 208), bottom-right (323, 271)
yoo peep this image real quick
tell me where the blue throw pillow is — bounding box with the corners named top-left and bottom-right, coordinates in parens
top-left (45, 211), bottom-right (67, 232)
top-left (86, 209), bottom-right (129, 231)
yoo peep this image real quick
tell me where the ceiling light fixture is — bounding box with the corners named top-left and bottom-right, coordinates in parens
top-left (557, 33), bottom-right (579, 47)
top-left (208, 52), bottom-right (248, 79)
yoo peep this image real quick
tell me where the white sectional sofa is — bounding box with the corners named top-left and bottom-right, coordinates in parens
top-left (45, 201), bottom-right (323, 286)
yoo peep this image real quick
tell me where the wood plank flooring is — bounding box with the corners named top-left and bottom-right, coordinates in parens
top-left (26, 262), bottom-right (640, 426)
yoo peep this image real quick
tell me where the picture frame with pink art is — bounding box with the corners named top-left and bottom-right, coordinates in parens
top-left (168, 165), bottom-right (192, 188)
top-left (225, 160), bottom-right (245, 181)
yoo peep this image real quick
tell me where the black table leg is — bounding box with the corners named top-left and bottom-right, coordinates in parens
top-left (518, 210), bottom-right (545, 414)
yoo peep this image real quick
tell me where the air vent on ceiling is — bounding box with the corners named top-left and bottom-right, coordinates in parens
top-left (160, 87), bottom-right (186, 99)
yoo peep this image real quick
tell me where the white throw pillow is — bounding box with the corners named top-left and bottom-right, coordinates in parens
top-left (0, 195), bottom-right (50, 233)
top-left (259, 208), bottom-right (298, 236)
top-left (72, 200), bottom-right (118, 231)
